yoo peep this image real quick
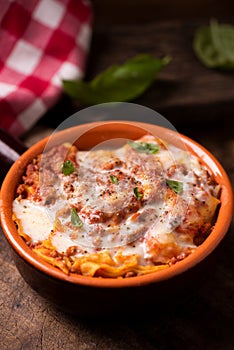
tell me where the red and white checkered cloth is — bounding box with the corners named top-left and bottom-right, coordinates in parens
top-left (0, 0), bottom-right (92, 137)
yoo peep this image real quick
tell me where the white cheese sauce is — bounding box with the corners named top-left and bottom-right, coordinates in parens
top-left (13, 200), bottom-right (53, 242)
top-left (13, 135), bottom-right (219, 265)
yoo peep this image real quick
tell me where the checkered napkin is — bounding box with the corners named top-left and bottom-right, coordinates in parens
top-left (0, 0), bottom-right (92, 137)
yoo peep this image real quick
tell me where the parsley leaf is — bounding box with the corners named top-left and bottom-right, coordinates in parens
top-left (133, 187), bottom-right (143, 200)
top-left (62, 160), bottom-right (75, 175)
top-left (71, 208), bottom-right (83, 228)
top-left (110, 175), bottom-right (118, 184)
top-left (128, 140), bottom-right (159, 154)
top-left (166, 179), bottom-right (183, 194)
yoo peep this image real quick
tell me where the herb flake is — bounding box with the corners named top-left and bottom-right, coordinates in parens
top-left (166, 179), bottom-right (183, 194)
top-left (110, 175), bottom-right (118, 184)
top-left (128, 140), bottom-right (159, 154)
top-left (62, 160), bottom-right (75, 175)
top-left (71, 208), bottom-right (83, 228)
top-left (133, 187), bottom-right (143, 200)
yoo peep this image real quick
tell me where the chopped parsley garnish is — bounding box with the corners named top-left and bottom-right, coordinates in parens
top-left (166, 179), bottom-right (183, 194)
top-left (62, 160), bottom-right (75, 175)
top-left (110, 175), bottom-right (118, 184)
top-left (133, 187), bottom-right (143, 199)
top-left (71, 208), bottom-right (83, 228)
top-left (128, 140), bottom-right (159, 154)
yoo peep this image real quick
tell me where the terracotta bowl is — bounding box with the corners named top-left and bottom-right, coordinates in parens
top-left (0, 121), bottom-right (233, 317)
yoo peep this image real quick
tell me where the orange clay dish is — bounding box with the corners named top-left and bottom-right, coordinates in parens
top-left (12, 134), bottom-right (220, 278)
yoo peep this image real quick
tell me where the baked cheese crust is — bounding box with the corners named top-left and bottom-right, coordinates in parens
top-left (13, 135), bottom-right (220, 278)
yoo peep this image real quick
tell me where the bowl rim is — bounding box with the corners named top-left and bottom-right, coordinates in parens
top-left (0, 121), bottom-right (233, 288)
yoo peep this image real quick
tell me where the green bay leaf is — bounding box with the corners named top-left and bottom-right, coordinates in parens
top-left (63, 54), bottom-right (170, 105)
top-left (193, 20), bottom-right (234, 70)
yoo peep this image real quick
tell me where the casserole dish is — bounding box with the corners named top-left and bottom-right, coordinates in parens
top-left (0, 121), bottom-right (233, 316)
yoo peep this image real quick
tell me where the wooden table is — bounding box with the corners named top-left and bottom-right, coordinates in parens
top-left (1, 17), bottom-right (234, 350)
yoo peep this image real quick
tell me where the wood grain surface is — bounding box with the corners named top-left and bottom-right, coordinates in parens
top-left (92, 0), bottom-right (234, 24)
top-left (35, 19), bottom-right (234, 130)
top-left (86, 20), bottom-right (234, 125)
top-left (1, 17), bottom-right (234, 350)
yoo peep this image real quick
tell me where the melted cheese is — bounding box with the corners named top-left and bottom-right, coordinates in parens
top-left (13, 200), bottom-right (53, 242)
top-left (13, 135), bottom-right (220, 274)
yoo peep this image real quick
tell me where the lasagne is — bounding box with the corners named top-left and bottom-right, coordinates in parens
top-left (13, 135), bottom-right (220, 278)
